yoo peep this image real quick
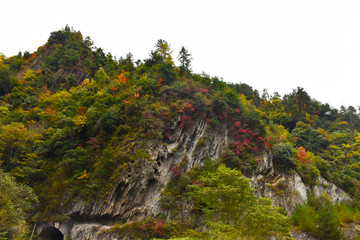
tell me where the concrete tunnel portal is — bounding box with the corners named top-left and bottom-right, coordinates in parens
top-left (37, 226), bottom-right (64, 240)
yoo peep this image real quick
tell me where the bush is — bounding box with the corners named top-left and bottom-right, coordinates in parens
top-left (272, 142), bottom-right (296, 170)
top-left (158, 63), bottom-right (177, 84)
top-left (292, 195), bottom-right (344, 240)
top-left (335, 202), bottom-right (360, 224)
top-left (317, 201), bottom-right (343, 240)
top-left (292, 204), bottom-right (317, 232)
top-left (299, 163), bottom-right (320, 187)
top-left (314, 156), bottom-right (331, 180)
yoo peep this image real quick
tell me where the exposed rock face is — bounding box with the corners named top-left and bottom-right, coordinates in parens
top-left (290, 232), bottom-right (317, 240)
top-left (37, 120), bottom-right (352, 239)
top-left (52, 119), bottom-right (228, 239)
top-left (251, 152), bottom-right (352, 214)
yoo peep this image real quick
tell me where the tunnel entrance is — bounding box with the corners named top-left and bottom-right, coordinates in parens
top-left (38, 226), bottom-right (64, 240)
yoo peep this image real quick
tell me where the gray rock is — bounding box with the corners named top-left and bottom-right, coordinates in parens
top-left (251, 151), bottom-right (351, 214)
top-left (37, 119), bottom-right (352, 239)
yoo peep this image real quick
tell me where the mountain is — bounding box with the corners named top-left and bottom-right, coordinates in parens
top-left (1, 26), bottom-right (360, 239)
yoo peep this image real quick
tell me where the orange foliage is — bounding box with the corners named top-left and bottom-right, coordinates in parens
top-left (37, 45), bottom-right (46, 52)
top-left (45, 108), bottom-right (57, 115)
top-left (116, 70), bottom-right (129, 83)
top-left (134, 93), bottom-right (139, 98)
top-left (76, 106), bottom-right (87, 115)
top-left (77, 169), bottom-right (89, 179)
top-left (44, 107), bottom-right (58, 121)
top-left (297, 147), bottom-right (307, 163)
top-left (42, 85), bottom-right (53, 95)
top-left (156, 78), bottom-right (164, 88)
top-left (110, 86), bottom-right (118, 91)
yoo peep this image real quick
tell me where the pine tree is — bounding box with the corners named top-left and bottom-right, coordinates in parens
top-left (178, 46), bottom-right (192, 76)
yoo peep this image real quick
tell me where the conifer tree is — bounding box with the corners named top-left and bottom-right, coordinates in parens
top-left (178, 46), bottom-right (192, 76)
top-left (155, 39), bottom-right (174, 65)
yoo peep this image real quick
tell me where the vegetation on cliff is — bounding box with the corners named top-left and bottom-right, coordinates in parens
top-left (2, 26), bottom-right (360, 239)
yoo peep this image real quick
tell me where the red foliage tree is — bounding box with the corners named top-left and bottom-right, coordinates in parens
top-left (180, 115), bottom-right (193, 129)
top-left (297, 147), bottom-right (307, 163)
top-left (230, 121), bottom-right (264, 156)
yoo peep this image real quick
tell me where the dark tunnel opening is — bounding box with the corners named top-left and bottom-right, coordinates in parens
top-left (38, 226), bottom-right (64, 240)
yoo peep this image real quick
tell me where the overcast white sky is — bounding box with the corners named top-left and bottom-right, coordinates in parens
top-left (2, 0), bottom-right (360, 109)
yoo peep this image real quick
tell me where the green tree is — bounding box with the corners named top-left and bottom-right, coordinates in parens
top-left (191, 164), bottom-right (290, 239)
top-left (317, 197), bottom-right (343, 240)
top-left (0, 65), bottom-right (18, 95)
top-left (0, 169), bottom-right (38, 239)
top-left (94, 67), bottom-right (110, 85)
top-left (272, 142), bottom-right (297, 170)
top-left (283, 87), bottom-right (313, 129)
top-left (178, 46), bottom-right (192, 75)
top-left (119, 52), bottom-right (135, 72)
top-left (292, 127), bottom-right (328, 154)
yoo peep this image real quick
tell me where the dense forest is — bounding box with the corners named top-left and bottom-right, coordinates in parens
top-left (1, 26), bottom-right (360, 239)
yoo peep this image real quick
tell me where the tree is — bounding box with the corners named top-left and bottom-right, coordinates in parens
top-left (0, 122), bottom-right (41, 171)
top-left (0, 53), bottom-right (4, 65)
top-left (119, 52), bottom-right (135, 72)
top-left (0, 169), bottom-right (38, 239)
top-left (272, 142), bottom-right (297, 170)
top-left (283, 87), bottom-right (313, 128)
top-left (0, 65), bottom-right (18, 95)
top-left (191, 164), bottom-right (290, 239)
top-left (155, 39), bottom-right (174, 65)
top-left (178, 46), bottom-right (192, 75)
top-left (94, 67), bottom-right (110, 85)
top-left (292, 127), bottom-right (328, 154)
top-left (317, 197), bottom-right (343, 240)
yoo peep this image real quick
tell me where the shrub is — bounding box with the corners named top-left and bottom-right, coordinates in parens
top-left (272, 142), bottom-right (296, 171)
top-left (317, 201), bottom-right (343, 240)
top-left (292, 195), bottom-right (344, 240)
top-left (335, 202), bottom-right (360, 224)
top-left (298, 163), bottom-right (320, 187)
top-left (291, 204), bottom-right (317, 232)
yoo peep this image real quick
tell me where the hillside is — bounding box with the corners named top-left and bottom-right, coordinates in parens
top-left (1, 26), bottom-right (360, 239)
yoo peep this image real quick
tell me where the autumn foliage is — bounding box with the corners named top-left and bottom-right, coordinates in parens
top-left (297, 147), bottom-right (307, 163)
top-left (230, 121), bottom-right (264, 156)
top-left (116, 70), bottom-right (129, 83)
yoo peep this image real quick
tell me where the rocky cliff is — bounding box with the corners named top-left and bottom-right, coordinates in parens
top-left (251, 152), bottom-right (351, 214)
top-left (36, 119), bottom-right (351, 239)
top-left (37, 119), bottom-right (227, 239)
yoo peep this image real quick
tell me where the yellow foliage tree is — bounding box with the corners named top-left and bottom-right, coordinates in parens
top-left (0, 122), bottom-right (41, 167)
top-left (74, 115), bottom-right (87, 127)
